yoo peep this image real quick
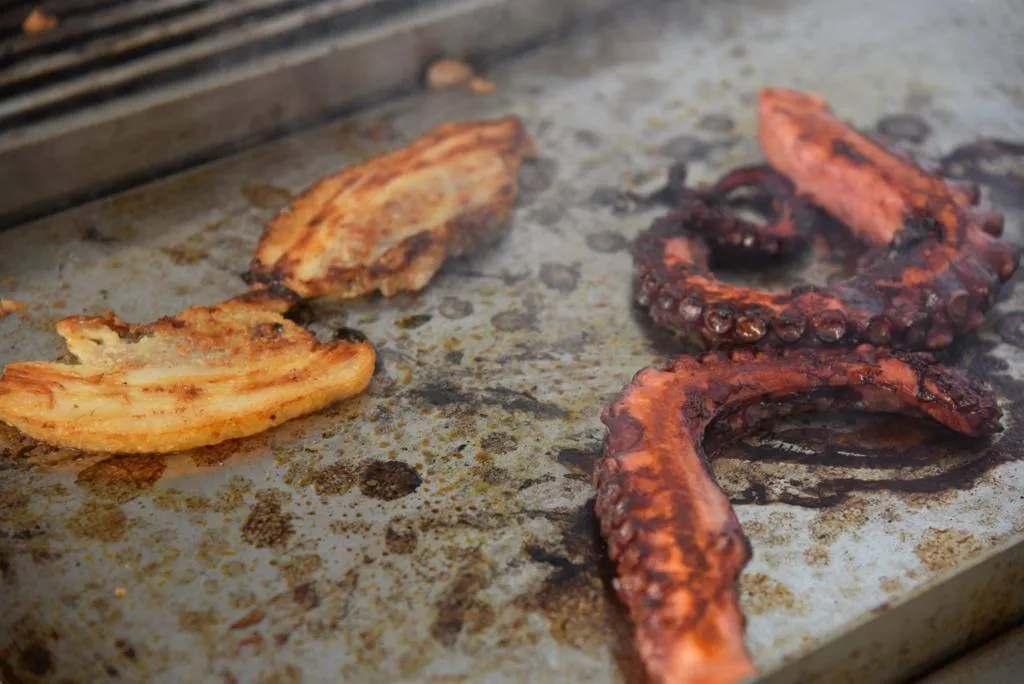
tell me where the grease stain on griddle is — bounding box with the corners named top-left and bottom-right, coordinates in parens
top-left (243, 185), bottom-right (293, 211)
top-left (657, 134), bottom-right (714, 163)
top-left (740, 572), bottom-right (806, 616)
top-left (68, 501), bottom-right (133, 542)
top-left (359, 460), bottom-right (421, 501)
top-left (241, 493), bottom-right (294, 549)
top-left (914, 527), bottom-right (985, 574)
top-left (76, 455), bottom-right (166, 503)
top-left (410, 382), bottom-right (568, 419)
top-left (311, 460), bottom-right (360, 496)
top-left (384, 522), bottom-right (418, 555)
top-left (554, 444), bottom-right (602, 476)
top-left (512, 502), bottom-right (647, 682)
top-left (996, 311), bottom-right (1024, 347)
top-left (875, 114), bottom-right (931, 144)
top-left (430, 565), bottom-right (496, 647)
top-left (437, 296), bottom-right (473, 320)
top-left (538, 262), bottom-right (581, 293)
top-left (491, 309), bottom-right (537, 332)
top-left (939, 138), bottom-right (1024, 210)
top-left (479, 432), bottom-right (518, 455)
top-left (585, 230), bottom-right (629, 254)
top-left (697, 113), bottom-right (736, 134)
top-left (160, 244), bottom-right (208, 266)
top-left (394, 313), bottom-right (432, 329)
top-left (517, 157), bottom-right (559, 202)
top-left (18, 642), bottom-right (54, 676)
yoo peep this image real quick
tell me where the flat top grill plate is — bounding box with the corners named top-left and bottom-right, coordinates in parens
top-left (2, 0), bottom-right (1024, 682)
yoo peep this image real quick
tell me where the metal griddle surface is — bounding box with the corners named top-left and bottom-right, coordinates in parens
top-left (2, 0), bottom-right (1024, 682)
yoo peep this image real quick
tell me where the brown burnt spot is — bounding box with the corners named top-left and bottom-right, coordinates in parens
top-left (914, 527), bottom-right (985, 574)
top-left (554, 445), bottom-right (602, 476)
top-left (491, 309), bottom-right (536, 332)
top-left (18, 642), bottom-right (55, 676)
top-left (585, 230), bottom-right (628, 254)
top-left (711, 410), bottom-right (1014, 509)
top-left (511, 502), bottom-right (648, 681)
top-left (160, 244), bottom-right (209, 265)
top-left (231, 609), bottom-right (266, 630)
top-left (809, 499), bottom-right (869, 546)
top-left (658, 135), bottom-right (713, 163)
top-left (243, 185), bottom-right (293, 211)
top-left (394, 313), bottom-right (432, 329)
top-left (384, 522), bottom-right (419, 555)
top-left (438, 296), bottom-right (473, 320)
top-left (740, 573), bottom-right (805, 616)
top-left (279, 558), bottom-right (323, 589)
top-left (410, 382), bottom-right (568, 419)
top-left (188, 441), bottom-right (248, 469)
top-left (875, 114), bottom-right (931, 144)
top-left (879, 576), bottom-right (904, 594)
top-left (538, 262), bottom-right (581, 293)
top-left (359, 460), bottom-right (422, 501)
top-left (803, 547), bottom-right (830, 567)
top-left (68, 501), bottom-right (133, 542)
top-left (241, 494), bottom-right (294, 549)
top-left (311, 460), bottom-right (360, 496)
top-left (430, 564), bottom-right (495, 647)
top-left (480, 432), bottom-right (518, 455)
top-left (76, 455), bottom-right (166, 503)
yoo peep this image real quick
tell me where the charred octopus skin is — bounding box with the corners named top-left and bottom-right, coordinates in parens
top-left (633, 89), bottom-right (1019, 350)
top-left (594, 345), bottom-right (1002, 684)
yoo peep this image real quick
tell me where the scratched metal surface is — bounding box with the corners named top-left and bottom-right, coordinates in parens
top-left (2, 0), bottom-right (1024, 682)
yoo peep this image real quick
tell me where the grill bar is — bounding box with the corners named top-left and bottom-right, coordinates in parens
top-left (0, 0), bottom-right (625, 229)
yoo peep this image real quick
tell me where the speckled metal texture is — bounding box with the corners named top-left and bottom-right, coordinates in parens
top-left (2, 0), bottom-right (1024, 682)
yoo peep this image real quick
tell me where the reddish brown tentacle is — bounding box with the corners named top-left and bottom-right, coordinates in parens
top-left (632, 210), bottom-right (1018, 350)
top-left (595, 345), bottom-right (1001, 684)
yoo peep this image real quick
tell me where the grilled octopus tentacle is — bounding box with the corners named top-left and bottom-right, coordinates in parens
top-left (634, 212), bottom-right (1018, 349)
top-left (650, 163), bottom-right (816, 257)
top-left (633, 88), bottom-right (1020, 350)
top-left (594, 345), bottom-right (1002, 684)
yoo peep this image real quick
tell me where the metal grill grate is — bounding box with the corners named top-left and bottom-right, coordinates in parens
top-left (0, 0), bottom-right (625, 228)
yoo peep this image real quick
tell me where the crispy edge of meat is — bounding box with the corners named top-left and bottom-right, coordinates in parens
top-left (0, 295), bottom-right (375, 453)
top-left (247, 115), bottom-right (537, 299)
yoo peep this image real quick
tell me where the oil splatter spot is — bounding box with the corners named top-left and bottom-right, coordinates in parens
top-left (480, 432), bottom-right (518, 455)
top-left (875, 114), bottom-right (931, 144)
top-left (76, 456), bottom-right (166, 503)
top-left (394, 314), bottom-right (432, 329)
top-left (241, 496), bottom-right (294, 549)
top-left (658, 135), bottom-right (713, 162)
top-left (740, 572), bottom-right (805, 616)
top-left (384, 523), bottom-right (419, 555)
top-left (19, 643), bottom-right (54, 676)
top-left (430, 569), bottom-right (495, 647)
top-left (160, 245), bottom-right (208, 265)
top-left (914, 527), bottom-right (984, 574)
top-left (491, 310), bottom-right (535, 332)
top-left (359, 461), bottom-right (422, 501)
top-left (438, 297), bottom-right (473, 320)
top-left (68, 501), bottom-right (132, 542)
top-left (539, 262), bottom-right (580, 293)
top-left (555, 446), bottom-right (601, 476)
top-left (697, 114), bottom-right (736, 134)
top-left (311, 460), bottom-right (360, 496)
top-left (518, 158), bottom-right (559, 200)
top-left (585, 231), bottom-right (628, 253)
top-left (243, 185), bottom-right (293, 211)
top-left (410, 383), bottom-right (568, 419)
top-left (333, 327), bottom-right (369, 344)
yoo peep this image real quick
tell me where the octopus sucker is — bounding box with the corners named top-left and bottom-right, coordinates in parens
top-left (632, 89), bottom-right (1020, 350)
top-left (595, 345), bottom-right (1001, 684)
